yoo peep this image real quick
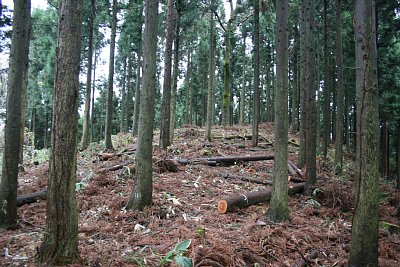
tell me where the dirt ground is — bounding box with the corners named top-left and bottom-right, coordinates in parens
top-left (1, 123), bottom-right (399, 266)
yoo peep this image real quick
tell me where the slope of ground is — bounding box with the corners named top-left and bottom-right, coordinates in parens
top-left (1, 123), bottom-right (399, 266)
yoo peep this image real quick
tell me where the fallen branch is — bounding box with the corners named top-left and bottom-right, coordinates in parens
top-left (222, 173), bottom-right (273, 186)
top-left (17, 190), bottom-right (47, 207)
top-left (98, 160), bottom-right (134, 173)
top-left (217, 183), bottom-right (304, 213)
top-left (288, 139), bottom-right (300, 147)
top-left (177, 154), bottom-right (275, 166)
top-left (291, 249), bottom-right (319, 267)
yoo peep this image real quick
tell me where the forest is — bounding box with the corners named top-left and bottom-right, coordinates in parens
top-left (0, 0), bottom-right (399, 266)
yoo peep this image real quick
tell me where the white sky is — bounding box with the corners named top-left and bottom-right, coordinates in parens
top-left (3, 0), bottom-right (48, 10)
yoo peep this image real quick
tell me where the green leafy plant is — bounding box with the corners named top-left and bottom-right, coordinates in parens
top-left (160, 239), bottom-right (192, 267)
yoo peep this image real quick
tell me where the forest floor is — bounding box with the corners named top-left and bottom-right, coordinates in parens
top-left (1, 123), bottom-right (399, 266)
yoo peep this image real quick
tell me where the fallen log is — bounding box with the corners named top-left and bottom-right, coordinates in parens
top-left (222, 173), bottom-right (273, 186)
top-left (97, 160), bottom-right (134, 173)
top-left (177, 154), bottom-right (275, 166)
top-left (217, 183), bottom-right (304, 213)
top-left (17, 190), bottom-right (47, 207)
top-left (288, 160), bottom-right (305, 179)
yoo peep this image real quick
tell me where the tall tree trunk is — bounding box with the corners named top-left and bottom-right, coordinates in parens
top-left (298, 1), bottom-right (307, 169)
top-left (170, 11), bottom-right (180, 143)
top-left (124, 55), bottom-right (133, 132)
top-left (222, 23), bottom-right (232, 126)
top-left (44, 109), bottom-right (49, 149)
top-left (322, 0), bottom-right (330, 158)
top-left (30, 107), bottom-right (36, 148)
top-left (268, 0), bottom-right (289, 222)
top-left (304, 0), bottom-right (317, 193)
top-left (397, 118), bottom-right (400, 190)
top-left (37, 0), bottom-right (82, 264)
top-left (0, 0), bottom-right (30, 229)
top-left (348, 0), bottom-right (379, 265)
top-left (126, 0), bottom-right (158, 210)
top-left (132, 49), bottom-right (141, 136)
top-left (206, 0), bottom-right (216, 141)
top-left (334, 0), bottom-right (344, 174)
top-left (104, 0), bottom-right (117, 150)
top-left (19, 56), bottom-right (28, 163)
top-left (239, 27), bottom-right (246, 125)
top-left (252, 0), bottom-right (260, 147)
top-left (380, 116), bottom-right (389, 179)
top-left (119, 57), bottom-right (127, 133)
top-left (184, 49), bottom-right (192, 125)
top-left (80, 0), bottom-right (95, 150)
top-left (159, 0), bottom-right (175, 149)
top-left (90, 51), bottom-right (98, 143)
top-left (290, 25), bottom-right (299, 134)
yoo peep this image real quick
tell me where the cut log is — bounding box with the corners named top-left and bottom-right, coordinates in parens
top-left (217, 183), bottom-right (304, 213)
top-left (288, 160), bottom-right (305, 179)
top-left (17, 190), bottom-right (47, 207)
top-left (177, 154), bottom-right (275, 166)
top-left (222, 173), bottom-right (273, 186)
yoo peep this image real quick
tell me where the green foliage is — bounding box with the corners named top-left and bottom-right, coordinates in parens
top-left (160, 239), bottom-right (192, 267)
top-left (32, 149), bottom-right (50, 164)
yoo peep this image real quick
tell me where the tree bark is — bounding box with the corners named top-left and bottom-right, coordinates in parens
top-left (184, 49), bottom-right (192, 125)
top-left (304, 0), bottom-right (318, 194)
top-left (222, 11), bottom-right (233, 127)
top-left (90, 49), bottom-right (98, 143)
top-left (37, 0), bottom-right (83, 264)
top-left (80, 0), bottom-right (95, 150)
top-left (298, 2), bottom-right (307, 169)
top-left (348, 0), bottom-right (379, 266)
top-left (218, 183), bottom-right (304, 214)
top-left (159, 0), bottom-right (175, 149)
top-left (322, 0), bottom-right (330, 158)
top-left (0, 0), bottom-right (30, 228)
top-left (104, 0), bottom-right (117, 150)
top-left (119, 57), bottom-right (127, 133)
top-left (206, 0), bottom-right (216, 141)
top-left (239, 26), bottom-right (246, 125)
top-left (132, 49), bottom-right (141, 136)
top-left (170, 9), bottom-right (181, 143)
top-left (124, 55), bottom-right (133, 132)
top-left (268, 0), bottom-right (289, 222)
top-left (252, 0), bottom-right (260, 147)
top-left (334, 0), bottom-right (344, 174)
top-left (126, 0), bottom-right (158, 210)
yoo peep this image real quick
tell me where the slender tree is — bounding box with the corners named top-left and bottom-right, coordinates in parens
top-left (104, 0), bottom-right (117, 150)
top-left (0, 0), bottom-right (30, 229)
top-left (298, 1), bottom-right (307, 168)
top-left (81, 0), bottom-right (96, 150)
top-left (322, 0), bottom-right (330, 158)
top-left (132, 50), bottom-right (141, 136)
top-left (348, 0), bottom-right (379, 265)
top-left (268, 0), bottom-right (289, 222)
top-left (239, 25), bottom-right (246, 125)
top-left (170, 3), bottom-right (182, 143)
top-left (126, 0), bottom-right (158, 210)
top-left (206, 0), bottom-right (216, 141)
top-left (159, 0), bottom-right (175, 149)
top-left (252, 0), bottom-right (260, 147)
top-left (37, 0), bottom-right (83, 264)
top-left (304, 0), bottom-right (317, 193)
top-left (334, 0), bottom-right (344, 173)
